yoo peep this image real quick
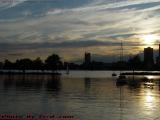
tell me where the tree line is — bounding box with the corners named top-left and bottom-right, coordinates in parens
top-left (0, 53), bottom-right (157, 71)
top-left (1, 54), bottom-right (63, 71)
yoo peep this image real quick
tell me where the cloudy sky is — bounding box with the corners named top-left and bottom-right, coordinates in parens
top-left (0, 0), bottom-right (160, 62)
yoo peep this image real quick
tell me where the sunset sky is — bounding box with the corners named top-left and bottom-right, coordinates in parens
top-left (0, 0), bottom-right (160, 62)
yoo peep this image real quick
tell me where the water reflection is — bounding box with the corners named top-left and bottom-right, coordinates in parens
top-left (115, 75), bottom-right (160, 120)
top-left (145, 90), bottom-right (154, 103)
top-left (117, 75), bottom-right (158, 89)
top-left (119, 86), bottom-right (124, 120)
top-left (0, 74), bottom-right (160, 120)
top-left (2, 75), bottom-right (61, 94)
top-left (45, 75), bottom-right (61, 96)
top-left (146, 76), bottom-right (154, 80)
top-left (84, 78), bottom-right (91, 90)
top-left (142, 89), bottom-right (156, 117)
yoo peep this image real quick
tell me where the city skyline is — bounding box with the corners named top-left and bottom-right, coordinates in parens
top-left (0, 0), bottom-right (160, 62)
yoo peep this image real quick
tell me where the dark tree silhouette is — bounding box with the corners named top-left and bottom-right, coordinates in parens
top-left (4, 59), bottom-right (14, 70)
top-left (33, 57), bottom-right (43, 70)
top-left (45, 54), bottom-right (62, 71)
top-left (0, 62), bottom-right (3, 69)
top-left (15, 58), bottom-right (33, 72)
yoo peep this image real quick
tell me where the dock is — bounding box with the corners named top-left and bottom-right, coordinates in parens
top-left (121, 72), bottom-right (160, 76)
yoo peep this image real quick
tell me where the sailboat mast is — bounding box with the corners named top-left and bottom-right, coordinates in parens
top-left (120, 40), bottom-right (123, 62)
top-left (120, 40), bottom-right (123, 74)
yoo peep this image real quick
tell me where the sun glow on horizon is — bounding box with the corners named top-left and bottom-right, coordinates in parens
top-left (142, 34), bottom-right (156, 46)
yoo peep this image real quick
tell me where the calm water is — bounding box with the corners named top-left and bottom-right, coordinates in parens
top-left (0, 71), bottom-right (160, 120)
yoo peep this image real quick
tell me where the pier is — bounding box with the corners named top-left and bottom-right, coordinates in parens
top-left (121, 72), bottom-right (160, 76)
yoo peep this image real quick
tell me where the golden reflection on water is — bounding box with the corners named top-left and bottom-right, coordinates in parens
top-left (145, 75), bottom-right (160, 80)
top-left (146, 75), bottom-right (154, 80)
top-left (145, 90), bottom-right (154, 104)
top-left (142, 89), bottom-right (155, 116)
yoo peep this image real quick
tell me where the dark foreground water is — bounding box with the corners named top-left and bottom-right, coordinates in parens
top-left (0, 71), bottom-right (160, 120)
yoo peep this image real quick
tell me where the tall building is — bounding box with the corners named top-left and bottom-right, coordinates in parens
top-left (144, 47), bottom-right (154, 68)
top-left (156, 44), bottom-right (160, 65)
top-left (158, 44), bottom-right (160, 57)
top-left (84, 52), bottom-right (91, 64)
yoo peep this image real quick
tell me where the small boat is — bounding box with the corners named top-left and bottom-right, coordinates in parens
top-left (116, 75), bottom-right (127, 85)
top-left (112, 73), bottom-right (117, 76)
top-left (116, 40), bottom-right (127, 85)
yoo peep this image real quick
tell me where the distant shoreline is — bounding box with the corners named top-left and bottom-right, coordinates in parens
top-left (0, 70), bottom-right (160, 75)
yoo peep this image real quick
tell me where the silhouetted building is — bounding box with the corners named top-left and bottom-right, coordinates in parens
top-left (144, 47), bottom-right (154, 69)
top-left (84, 52), bottom-right (91, 64)
top-left (159, 44), bottom-right (160, 57)
top-left (156, 44), bottom-right (160, 66)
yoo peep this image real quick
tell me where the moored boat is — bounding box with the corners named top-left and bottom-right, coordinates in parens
top-left (116, 75), bottom-right (127, 85)
top-left (112, 73), bottom-right (117, 76)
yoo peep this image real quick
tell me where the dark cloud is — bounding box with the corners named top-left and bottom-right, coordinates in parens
top-left (0, 40), bottom-right (143, 52)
